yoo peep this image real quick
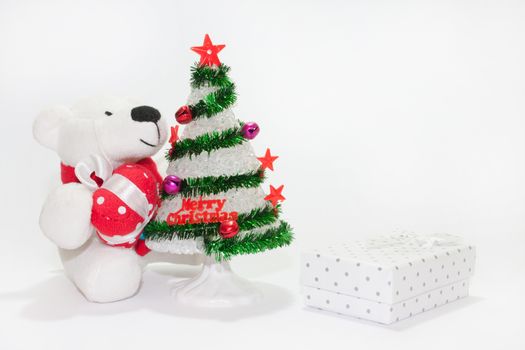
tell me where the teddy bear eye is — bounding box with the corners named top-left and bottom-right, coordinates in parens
top-left (104, 111), bottom-right (113, 116)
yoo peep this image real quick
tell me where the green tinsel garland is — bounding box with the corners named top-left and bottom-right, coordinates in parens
top-left (143, 204), bottom-right (280, 241)
top-left (160, 169), bottom-right (265, 199)
top-left (204, 221), bottom-right (293, 261)
top-left (191, 63), bottom-right (232, 89)
top-left (189, 82), bottom-right (237, 120)
top-left (168, 126), bottom-right (246, 161)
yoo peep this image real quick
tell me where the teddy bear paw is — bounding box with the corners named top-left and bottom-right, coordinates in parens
top-left (39, 183), bottom-right (94, 249)
top-left (73, 245), bottom-right (142, 303)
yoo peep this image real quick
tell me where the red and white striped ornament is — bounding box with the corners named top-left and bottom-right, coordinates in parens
top-left (91, 164), bottom-right (160, 248)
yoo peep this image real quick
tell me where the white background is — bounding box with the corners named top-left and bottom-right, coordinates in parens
top-left (1, 0), bottom-right (524, 349)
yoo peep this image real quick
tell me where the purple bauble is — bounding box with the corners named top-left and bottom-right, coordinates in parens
top-left (163, 175), bottom-right (182, 195)
top-left (241, 122), bottom-right (260, 140)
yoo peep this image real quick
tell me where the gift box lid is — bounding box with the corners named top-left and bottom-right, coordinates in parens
top-left (300, 234), bottom-right (476, 304)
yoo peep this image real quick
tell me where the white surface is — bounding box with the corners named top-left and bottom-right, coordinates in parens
top-left (1, 0), bottom-right (525, 349)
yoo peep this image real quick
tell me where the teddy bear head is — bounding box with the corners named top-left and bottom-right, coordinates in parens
top-left (33, 96), bottom-right (168, 167)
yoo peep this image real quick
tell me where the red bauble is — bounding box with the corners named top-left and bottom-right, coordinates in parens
top-left (219, 220), bottom-right (239, 239)
top-left (175, 105), bottom-right (192, 124)
top-left (91, 164), bottom-right (160, 247)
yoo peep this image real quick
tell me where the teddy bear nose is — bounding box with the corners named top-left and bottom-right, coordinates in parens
top-left (131, 106), bottom-right (161, 123)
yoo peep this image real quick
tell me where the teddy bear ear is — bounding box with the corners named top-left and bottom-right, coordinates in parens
top-left (33, 105), bottom-right (73, 151)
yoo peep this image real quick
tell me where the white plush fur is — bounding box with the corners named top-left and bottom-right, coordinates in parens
top-left (35, 96), bottom-right (167, 167)
top-left (34, 96), bottom-right (170, 302)
top-left (39, 183), bottom-right (94, 249)
top-left (59, 238), bottom-right (143, 303)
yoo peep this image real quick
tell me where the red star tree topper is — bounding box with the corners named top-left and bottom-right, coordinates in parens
top-left (257, 148), bottom-right (279, 171)
top-left (191, 34), bottom-right (225, 67)
top-left (265, 185), bottom-right (286, 207)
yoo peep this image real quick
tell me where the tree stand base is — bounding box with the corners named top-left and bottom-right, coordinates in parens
top-left (171, 256), bottom-right (262, 308)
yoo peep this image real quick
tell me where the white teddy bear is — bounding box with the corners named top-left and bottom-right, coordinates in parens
top-left (33, 96), bottom-right (187, 303)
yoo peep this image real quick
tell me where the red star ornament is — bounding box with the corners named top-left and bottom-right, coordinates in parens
top-left (264, 185), bottom-right (286, 207)
top-left (257, 148), bottom-right (279, 171)
top-left (169, 125), bottom-right (179, 144)
top-left (191, 34), bottom-right (225, 67)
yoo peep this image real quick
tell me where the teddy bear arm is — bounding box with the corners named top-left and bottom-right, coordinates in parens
top-left (39, 183), bottom-right (95, 250)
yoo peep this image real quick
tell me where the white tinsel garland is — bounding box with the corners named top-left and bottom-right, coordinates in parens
top-left (168, 143), bottom-right (261, 179)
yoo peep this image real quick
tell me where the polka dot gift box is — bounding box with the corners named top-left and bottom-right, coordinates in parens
top-left (301, 234), bottom-right (476, 324)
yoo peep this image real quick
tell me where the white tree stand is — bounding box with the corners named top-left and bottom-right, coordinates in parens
top-left (171, 256), bottom-right (262, 307)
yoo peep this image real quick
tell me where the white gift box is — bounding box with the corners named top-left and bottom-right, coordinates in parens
top-left (300, 234), bottom-right (476, 324)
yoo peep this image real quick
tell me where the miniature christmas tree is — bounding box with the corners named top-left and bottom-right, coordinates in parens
top-left (143, 35), bottom-right (293, 306)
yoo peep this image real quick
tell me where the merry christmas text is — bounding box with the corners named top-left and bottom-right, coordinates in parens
top-left (166, 197), bottom-right (238, 225)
